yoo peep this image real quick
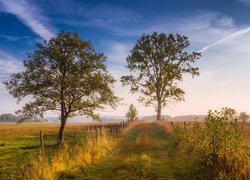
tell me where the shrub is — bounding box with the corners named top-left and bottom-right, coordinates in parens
top-left (188, 108), bottom-right (250, 179)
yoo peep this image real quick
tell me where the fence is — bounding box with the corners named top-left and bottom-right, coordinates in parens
top-left (38, 121), bottom-right (127, 150)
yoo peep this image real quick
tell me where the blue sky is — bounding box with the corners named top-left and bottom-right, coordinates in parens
top-left (1, 0), bottom-right (250, 117)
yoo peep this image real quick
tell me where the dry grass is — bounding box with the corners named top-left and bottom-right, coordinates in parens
top-left (157, 120), bottom-right (250, 140)
top-left (0, 122), bottom-right (121, 179)
top-left (23, 127), bottom-right (116, 180)
top-left (136, 134), bottom-right (151, 148)
top-left (121, 120), bottom-right (145, 135)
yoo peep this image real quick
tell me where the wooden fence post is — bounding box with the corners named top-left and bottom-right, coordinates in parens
top-left (184, 121), bottom-right (187, 131)
top-left (40, 130), bottom-right (44, 150)
top-left (170, 121), bottom-right (174, 130)
top-left (74, 132), bottom-right (77, 145)
top-left (110, 127), bottom-right (113, 136)
top-left (116, 124), bottom-right (118, 136)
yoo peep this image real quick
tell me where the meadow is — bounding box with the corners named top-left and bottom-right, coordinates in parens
top-left (0, 122), bottom-right (121, 179)
top-left (1, 119), bottom-right (250, 179)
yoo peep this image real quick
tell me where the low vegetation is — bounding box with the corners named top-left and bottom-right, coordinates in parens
top-left (170, 108), bottom-right (250, 179)
top-left (24, 127), bottom-right (116, 179)
top-left (1, 109), bottom-right (250, 179)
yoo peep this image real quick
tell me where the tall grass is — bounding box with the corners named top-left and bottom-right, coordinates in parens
top-left (23, 127), bottom-right (116, 180)
top-left (158, 109), bottom-right (250, 179)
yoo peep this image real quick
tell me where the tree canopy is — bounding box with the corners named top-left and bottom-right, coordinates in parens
top-left (121, 32), bottom-right (201, 120)
top-left (4, 31), bottom-right (119, 143)
top-left (125, 104), bottom-right (138, 122)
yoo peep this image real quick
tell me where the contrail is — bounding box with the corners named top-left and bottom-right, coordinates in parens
top-left (198, 27), bottom-right (250, 53)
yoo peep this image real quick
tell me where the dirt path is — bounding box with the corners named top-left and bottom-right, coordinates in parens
top-left (78, 123), bottom-right (191, 179)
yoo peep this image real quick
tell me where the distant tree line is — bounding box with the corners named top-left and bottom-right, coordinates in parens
top-left (0, 113), bottom-right (19, 122)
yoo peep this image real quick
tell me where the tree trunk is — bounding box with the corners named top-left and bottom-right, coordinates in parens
top-left (57, 116), bottom-right (67, 145)
top-left (57, 102), bottom-right (67, 145)
top-left (156, 100), bottom-right (162, 121)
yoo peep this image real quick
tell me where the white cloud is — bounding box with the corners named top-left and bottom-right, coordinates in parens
top-left (101, 12), bottom-right (236, 51)
top-left (0, 50), bottom-right (23, 79)
top-left (199, 27), bottom-right (250, 52)
top-left (105, 42), bottom-right (132, 68)
top-left (0, 0), bottom-right (55, 41)
top-left (238, 0), bottom-right (250, 5)
top-left (52, 1), bottom-right (140, 29)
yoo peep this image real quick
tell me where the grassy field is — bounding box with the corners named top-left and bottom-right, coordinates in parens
top-left (1, 121), bottom-right (250, 179)
top-left (0, 122), bottom-right (120, 178)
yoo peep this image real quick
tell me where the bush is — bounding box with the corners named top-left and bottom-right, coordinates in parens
top-left (188, 108), bottom-right (250, 179)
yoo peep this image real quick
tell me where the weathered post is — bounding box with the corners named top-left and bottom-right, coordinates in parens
top-left (40, 130), bottom-right (44, 150)
top-left (110, 126), bottom-right (113, 136)
top-left (116, 124), bottom-right (118, 136)
top-left (170, 121), bottom-right (174, 130)
top-left (74, 132), bottom-right (77, 145)
top-left (184, 121), bottom-right (187, 131)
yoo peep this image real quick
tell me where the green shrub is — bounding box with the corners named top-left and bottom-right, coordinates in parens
top-left (189, 108), bottom-right (248, 178)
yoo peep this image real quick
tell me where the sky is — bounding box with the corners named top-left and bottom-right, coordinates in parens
top-left (1, 0), bottom-right (250, 117)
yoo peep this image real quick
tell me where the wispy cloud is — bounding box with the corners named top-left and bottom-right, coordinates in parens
top-left (52, 1), bottom-right (140, 29)
top-left (199, 27), bottom-right (250, 52)
top-left (84, 4), bottom-right (141, 24)
top-left (0, 0), bottom-right (55, 41)
top-left (95, 12), bottom-right (237, 52)
top-left (0, 50), bottom-right (23, 79)
top-left (0, 34), bottom-right (32, 42)
top-left (105, 42), bottom-right (131, 67)
top-left (238, 0), bottom-right (250, 5)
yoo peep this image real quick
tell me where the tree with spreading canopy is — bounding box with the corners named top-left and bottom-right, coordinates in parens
top-left (121, 32), bottom-right (201, 121)
top-left (4, 31), bottom-right (119, 144)
top-left (125, 104), bottom-right (138, 122)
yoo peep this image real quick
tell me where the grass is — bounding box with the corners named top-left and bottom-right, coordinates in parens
top-left (1, 121), bottom-right (250, 179)
top-left (79, 122), bottom-right (203, 179)
top-left (0, 122), bottom-right (120, 178)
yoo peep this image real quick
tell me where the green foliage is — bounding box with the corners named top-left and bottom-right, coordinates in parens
top-left (125, 104), bottom-right (138, 122)
top-left (4, 31), bottom-right (119, 121)
top-left (121, 32), bottom-right (200, 120)
top-left (4, 31), bottom-right (119, 143)
top-left (188, 108), bottom-right (244, 178)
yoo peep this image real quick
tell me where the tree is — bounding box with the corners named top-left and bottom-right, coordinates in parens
top-left (239, 112), bottom-right (249, 125)
top-left (225, 108), bottom-right (237, 120)
top-left (125, 104), bottom-right (138, 122)
top-left (4, 32), bottom-right (119, 144)
top-left (121, 32), bottom-right (201, 121)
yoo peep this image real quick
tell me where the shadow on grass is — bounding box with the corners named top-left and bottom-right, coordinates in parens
top-left (19, 144), bottom-right (59, 150)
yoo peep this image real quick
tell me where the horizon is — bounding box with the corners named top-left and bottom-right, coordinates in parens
top-left (1, 0), bottom-right (250, 117)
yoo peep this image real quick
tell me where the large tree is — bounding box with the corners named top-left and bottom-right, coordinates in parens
top-left (4, 32), bottom-right (119, 144)
top-left (121, 32), bottom-right (201, 121)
